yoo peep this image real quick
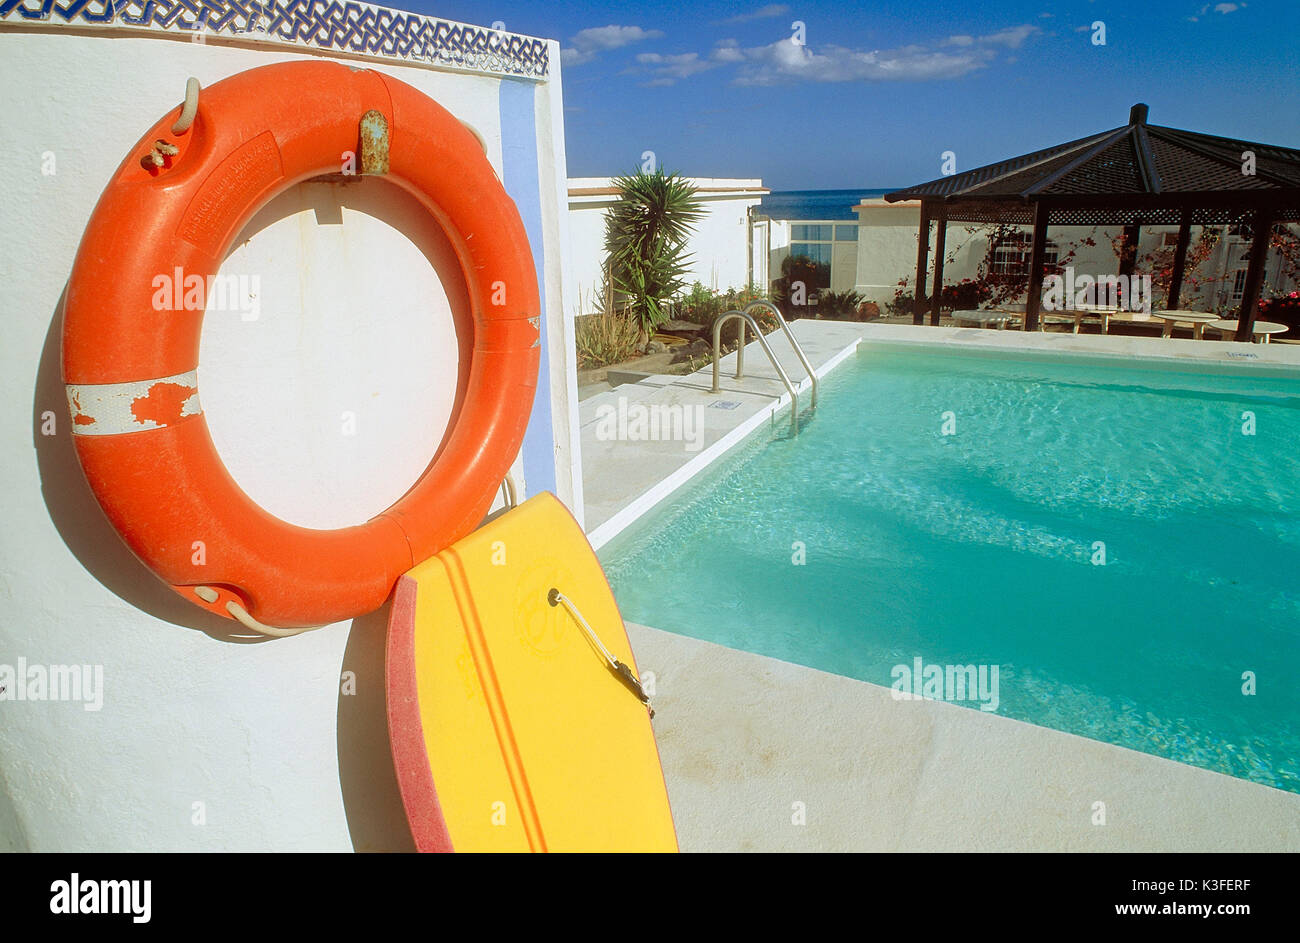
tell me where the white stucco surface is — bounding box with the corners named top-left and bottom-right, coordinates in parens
top-left (1, 27), bottom-right (571, 851)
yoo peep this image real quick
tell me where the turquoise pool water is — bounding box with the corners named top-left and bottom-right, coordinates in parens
top-left (602, 343), bottom-right (1300, 794)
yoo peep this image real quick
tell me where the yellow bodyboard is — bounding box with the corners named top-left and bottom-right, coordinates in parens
top-left (386, 492), bottom-right (677, 852)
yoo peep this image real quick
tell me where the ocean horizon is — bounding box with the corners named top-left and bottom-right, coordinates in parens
top-left (758, 188), bottom-right (896, 221)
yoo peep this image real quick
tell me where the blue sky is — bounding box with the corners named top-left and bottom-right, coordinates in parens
top-left (421, 1), bottom-right (1297, 190)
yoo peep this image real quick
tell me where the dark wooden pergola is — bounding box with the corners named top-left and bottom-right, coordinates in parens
top-left (885, 104), bottom-right (1300, 340)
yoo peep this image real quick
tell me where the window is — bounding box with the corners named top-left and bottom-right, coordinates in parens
top-left (791, 224), bottom-right (834, 241)
top-left (791, 243), bottom-right (833, 266)
top-left (988, 232), bottom-right (1058, 279)
top-left (1161, 232), bottom-right (1180, 247)
top-left (785, 221), bottom-right (850, 290)
top-left (1231, 269), bottom-right (1248, 300)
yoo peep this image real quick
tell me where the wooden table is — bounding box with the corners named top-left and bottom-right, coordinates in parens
top-left (1153, 310), bottom-right (1221, 339)
top-left (1207, 319), bottom-right (1290, 343)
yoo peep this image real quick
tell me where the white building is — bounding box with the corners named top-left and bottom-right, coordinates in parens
top-left (567, 177), bottom-right (767, 317)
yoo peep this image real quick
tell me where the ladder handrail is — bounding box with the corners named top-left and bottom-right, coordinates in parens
top-left (711, 310), bottom-right (800, 434)
top-left (743, 299), bottom-right (818, 408)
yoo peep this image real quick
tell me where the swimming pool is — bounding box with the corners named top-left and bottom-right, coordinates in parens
top-left (601, 342), bottom-right (1300, 794)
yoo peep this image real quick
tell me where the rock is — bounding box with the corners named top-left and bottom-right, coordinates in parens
top-left (670, 337), bottom-right (713, 364)
top-left (646, 340), bottom-right (668, 354)
top-left (657, 319), bottom-right (706, 337)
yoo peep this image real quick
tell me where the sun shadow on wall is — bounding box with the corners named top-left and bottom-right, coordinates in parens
top-left (338, 602), bottom-right (416, 852)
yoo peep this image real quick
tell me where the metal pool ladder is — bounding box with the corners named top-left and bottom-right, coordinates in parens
top-left (710, 299), bottom-right (818, 434)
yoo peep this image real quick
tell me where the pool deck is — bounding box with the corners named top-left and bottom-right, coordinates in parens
top-left (628, 623), bottom-right (1300, 852)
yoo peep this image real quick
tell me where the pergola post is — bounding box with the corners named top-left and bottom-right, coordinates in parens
top-left (1234, 207), bottom-right (1273, 342)
top-left (929, 207), bottom-right (947, 326)
top-left (1166, 208), bottom-right (1193, 310)
top-left (913, 201), bottom-right (932, 325)
top-left (1118, 222), bottom-right (1141, 278)
top-left (1023, 201), bottom-right (1050, 331)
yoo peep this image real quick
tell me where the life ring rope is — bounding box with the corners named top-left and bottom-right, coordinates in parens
top-left (172, 77), bottom-right (200, 135)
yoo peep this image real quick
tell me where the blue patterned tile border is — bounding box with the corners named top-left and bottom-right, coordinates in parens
top-left (0, 0), bottom-right (550, 79)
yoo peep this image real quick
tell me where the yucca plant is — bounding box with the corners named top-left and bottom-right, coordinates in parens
top-left (602, 170), bottom-right (704, 337)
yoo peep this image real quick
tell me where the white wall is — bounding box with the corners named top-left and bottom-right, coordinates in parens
top-left (852, 201), bottom-right (930, 307)
top-left (831, 241), bottom-right (859, 293)
top-left (0, 23), bottom-right (570, 851)
top-left (566, 178), bottom-right (765, 317)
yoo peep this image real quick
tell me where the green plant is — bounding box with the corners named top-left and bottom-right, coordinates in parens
top-left (575, 312), bottom-right (642, 369)
top-left (677, 282), bottom-right (771, 333)
top-left (887, 286), bottom-right (916, 319)
top-left (814, 288), bottom-right (865, 319)
top-left (602, 170), bottom-right (705, 335)
top-left (677, 281), bottom-right (726, 325)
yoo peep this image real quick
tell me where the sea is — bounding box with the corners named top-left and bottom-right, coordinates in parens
top-left (758, 188), bottom-right (894, 220)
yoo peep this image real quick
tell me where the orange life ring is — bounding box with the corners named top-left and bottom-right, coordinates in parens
top-left (62, 61), bottom-right (540, 631)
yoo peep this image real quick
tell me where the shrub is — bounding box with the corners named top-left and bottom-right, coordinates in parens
top-left (887, 290), bottom-right (916, 319)
top-left (575, 312), bottom-right (641, 369)
top-left (1258, 291), bottom-right (1300, 331)
top-left (677, 283), bottom-right (773, 334)
top-left (889, 279), bottom-right (991, 319)
top-left (676, 281), bottom-right (726, 326)
top-left (938, 278), bottom-right (993, 311)
top-left (814, 289), bottom-right (865, 319)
